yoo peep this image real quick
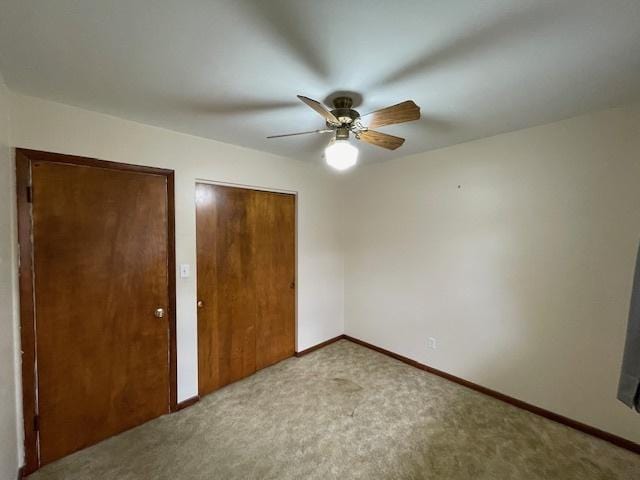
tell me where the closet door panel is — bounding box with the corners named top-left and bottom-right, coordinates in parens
top-left (253, 192), bottom-right (296, 370)
top-left (196, 184), bottom-right (257, 394)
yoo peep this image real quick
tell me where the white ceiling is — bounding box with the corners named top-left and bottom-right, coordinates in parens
top-left (1, 0), bottom-right (640, 165)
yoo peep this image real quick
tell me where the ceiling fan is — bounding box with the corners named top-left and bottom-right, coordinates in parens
top-left (267, 95), bottom-right (420, 170)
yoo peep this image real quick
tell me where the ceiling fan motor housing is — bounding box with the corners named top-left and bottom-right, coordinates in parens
top-left (328, 96), bottom-right (360, 126)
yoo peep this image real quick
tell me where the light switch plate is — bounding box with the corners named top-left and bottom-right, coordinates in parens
top-left (180, 263), bottom-right (190, 279)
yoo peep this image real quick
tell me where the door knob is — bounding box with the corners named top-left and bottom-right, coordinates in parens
top-left (197, 300), bottom-right (204, 309)
top-left (154, 308), bottom-right (165, 318)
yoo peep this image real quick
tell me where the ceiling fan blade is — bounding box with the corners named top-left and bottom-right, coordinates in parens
top-left (358, 130), bottom-right (405, 150)
top-left (297, 95), bottom-right (340, 125)
top-left (360, 100), bottom-right (420, 129)
top-left (267, 129), bottom-right (333, 139)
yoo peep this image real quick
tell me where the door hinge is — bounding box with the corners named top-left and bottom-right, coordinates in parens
top-left (26, 185), bottom-right (33, 203)
top-left (33, 414), bottom-right (40, 432)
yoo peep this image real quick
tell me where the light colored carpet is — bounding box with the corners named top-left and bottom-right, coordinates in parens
top-left (29, 340), bottom-right (640, 480)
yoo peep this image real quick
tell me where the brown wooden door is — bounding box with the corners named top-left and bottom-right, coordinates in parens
top-left (31, 159), bottom-right (173, 465)
top-left (252, 190), bottom-right (296, 370)
top-left (196, 184), bottom-right (295, 396)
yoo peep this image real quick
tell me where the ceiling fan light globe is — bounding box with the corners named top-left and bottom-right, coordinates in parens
top-left (324, 140), bottom-right (358, 171)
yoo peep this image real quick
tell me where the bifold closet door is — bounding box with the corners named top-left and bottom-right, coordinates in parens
top-left (196, 183), bottom-right (295, 396)
top-left (28, 155), bottom-right (173, 466)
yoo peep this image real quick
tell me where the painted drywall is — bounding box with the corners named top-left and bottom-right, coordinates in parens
top-left (7, 93), bottom-right (345, 409)
top-left (0, 75), bottom-right (21, 479)
top-left (342, 103), bottom-right (640, 443)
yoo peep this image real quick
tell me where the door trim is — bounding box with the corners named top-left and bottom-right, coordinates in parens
top-left (15, 149), bottom-right (178, 475)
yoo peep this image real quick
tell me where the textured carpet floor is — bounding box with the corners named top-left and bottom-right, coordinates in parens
top-left (29, 340), bottom-right (640, 480)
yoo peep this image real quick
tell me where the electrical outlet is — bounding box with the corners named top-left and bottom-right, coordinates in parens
top-left (428, 337), bottom-right (437, 349)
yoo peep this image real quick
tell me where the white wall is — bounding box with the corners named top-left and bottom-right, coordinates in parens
top-left (343, 104), bottom-right (640, 443)
top-left (7, 93), bottom-right (345, 408)
top-left (0, 76), bottom-right (21, 479)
